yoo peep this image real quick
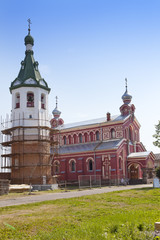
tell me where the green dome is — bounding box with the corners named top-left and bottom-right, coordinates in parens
top-left (24, 34), bottom-right (34, 46)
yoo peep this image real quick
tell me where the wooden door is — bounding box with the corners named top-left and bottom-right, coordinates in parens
top-left (130, 165), bottom-right (138, 179)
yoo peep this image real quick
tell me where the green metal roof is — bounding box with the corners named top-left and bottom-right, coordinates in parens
top-left (10, 33), bottom-right (50, 93)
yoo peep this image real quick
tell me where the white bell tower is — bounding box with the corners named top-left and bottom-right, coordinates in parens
top-left (5, 20), bottom-right (53, 184)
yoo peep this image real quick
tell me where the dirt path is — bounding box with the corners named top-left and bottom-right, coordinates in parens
top-left (0, 184), bottom-right (152, 207)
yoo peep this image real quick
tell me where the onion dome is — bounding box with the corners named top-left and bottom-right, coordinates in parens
top-left (52, 108), bottom-right (61, 119)
top-left (24, 33), bottom-right (34, 46)
top-left (52, 96), bottom-right (61, 119)
top-left (122, 78), bottom-right (132, 104)
top-left (24, 19), bottom-right (34, 46)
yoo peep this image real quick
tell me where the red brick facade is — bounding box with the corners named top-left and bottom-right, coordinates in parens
top-left (51, 87), bottom-right (155, 184)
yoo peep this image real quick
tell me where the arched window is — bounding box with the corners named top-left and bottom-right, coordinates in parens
top-left (90, 132), bottom-right (94, 142)
top-left (111, 128), bottom-right (116, 139)
top-left (53, 161), bottom-right (60, 174)
top-left (71, 161), bottom-right (75, 172)
top-left (96, 131), bottom-right (99, 141)
top-left (15, 93), bottom-right (20, 108)
top-left (41, 94), bottom-right (46, 109)
top-left (73, 134), bottom-right (77, 144)
top-left (69, 159), bottom-right (76, 172)
top-left (86, 157), bottom-right (94, 172)
top-left (68, 135), bottom-right (72, 144)
top-left (63, 136), bottom-right (67, 145)
top-left (79, 133), bottom-right (82, 143)
top-left (27, 92), bottom-right (34, 107)
top-left (84, 133), bottom-right (88, 143)
top-left (89, 159), bottom-right (93, 171)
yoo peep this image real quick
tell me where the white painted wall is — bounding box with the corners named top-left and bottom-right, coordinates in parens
top-left (11, 86), bottom-right (49, 127)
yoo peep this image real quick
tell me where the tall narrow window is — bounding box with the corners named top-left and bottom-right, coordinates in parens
top-left (111, 128), bottom-right (116, 139)
top-left (69, 159), bottom-right (76, 172)
top-left (27, 92), bottom-right (34, 107)
top-left (89, 159), bottom-right (93, 171)
top-left (79, 133), bottom-right (82, 143)
top-left (68, 135), bottom-right (72, 144)
top-left (70, 161), bottom-right (76, 172)
top-left (90, 132), bottom-right (94, 142)
top-left (73, 134), bottom-right (77, 144)
top-left (63, 136), bottom-right (67, 145)
top-left (41, 94), bottom-right (46, 109)
top-left (96, 131), bottom-right (99, 141)
top-left (84, 133), bottom-right (88, 143)
top-left (15, 93), bottom-right (20, 108)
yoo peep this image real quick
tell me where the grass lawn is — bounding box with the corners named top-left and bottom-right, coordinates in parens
top-left (0, 187), bottom-right (160, 239)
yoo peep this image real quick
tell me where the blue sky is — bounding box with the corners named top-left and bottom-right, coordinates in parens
top-left (0, 0), bottom-right (160, 153)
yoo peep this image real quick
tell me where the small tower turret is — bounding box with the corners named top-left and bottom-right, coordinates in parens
top-left (50, 96), bottom-right (64, 128)
top-left (52, 96), bottom-right (61, 119)
top-left (122, 78), bottom-right (132, 104)
top-left (120, 79), bottom-right (135, 116)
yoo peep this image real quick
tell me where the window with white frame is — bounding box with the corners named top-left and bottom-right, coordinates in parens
top-left (111, 128), bottom-right (116, 139)
top-left (69, 159), bottom-right (76, 172)
top-left (86, 158), bottom-right (94, 172)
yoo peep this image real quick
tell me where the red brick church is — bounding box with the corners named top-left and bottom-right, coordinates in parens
top-left (50, 81), bottom-right (155, 184)
top-left (0, 24), bottom-right (155, 186)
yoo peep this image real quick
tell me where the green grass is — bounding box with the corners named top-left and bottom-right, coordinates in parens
top-left (0, 188), bottom-right (160, 239)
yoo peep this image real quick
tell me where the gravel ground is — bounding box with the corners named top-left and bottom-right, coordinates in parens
top-left (0, 184), bottom-right (152, 207)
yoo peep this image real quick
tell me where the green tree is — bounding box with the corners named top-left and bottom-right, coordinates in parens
top-left (153, 121), bottom-right (160, 148)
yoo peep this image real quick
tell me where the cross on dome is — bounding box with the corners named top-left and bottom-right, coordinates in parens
top-left (121, 78), bottom-right (132, 104)
top-left (56, 96), bottom-right (58, 109)
top-left (125, 78), bottom-right (128, 91)
top-left (27, 18), bottom-right (32, 34)
top-left (52, 96), bottom-right (61, 119)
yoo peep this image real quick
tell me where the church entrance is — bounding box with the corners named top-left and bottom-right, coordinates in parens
top-left (130, 164), bottom-right (138, 179)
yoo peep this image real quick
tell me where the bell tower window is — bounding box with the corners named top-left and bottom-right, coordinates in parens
top-left (15, 93), bottom-right (20, 108)
top-left (41, 94), bottom-right (46, 109)
top-left (27, 92), bottom-right (34, 107)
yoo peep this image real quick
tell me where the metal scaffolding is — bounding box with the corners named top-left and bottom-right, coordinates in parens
top-left (0, 112), bottom-right (56, 184)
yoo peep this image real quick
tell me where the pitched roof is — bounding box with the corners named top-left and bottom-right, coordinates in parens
top-left (57, 139), bottom-right (123, 155)
top-left (56, 115), bottom-right (129, 130)
top-left (128, 151), bottom-right (151, 158)
top-left (10, 34), bottom-right (50, 92)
